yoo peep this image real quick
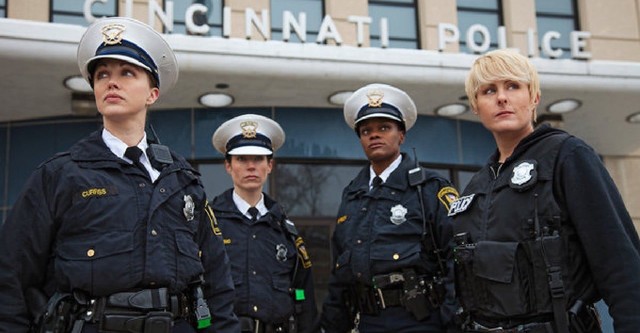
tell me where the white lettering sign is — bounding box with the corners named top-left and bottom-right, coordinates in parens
top-left (82, 0), bottom-right (592, 59)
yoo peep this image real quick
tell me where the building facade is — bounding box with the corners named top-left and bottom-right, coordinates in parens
top-left (2, 0), bottom-right (640, 330)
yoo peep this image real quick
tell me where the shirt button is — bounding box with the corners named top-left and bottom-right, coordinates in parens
top-left (159, 188), bottom-right (166, 193)
top-left (252, 234), bottom-right (257, 239)
top-left (356, 272), bottom-right (362, 278)
top-left (87, 249), bottom-right (95, 257)
top-left (151, 229), bottom-right (158, 236)
top-left (139, 183), bottom-right (145, 188)
top-left (252, 271), bottom-right (257, 275)
top-left (253, 305), bottom-right (258, 312)
top-left (356, 239), bottom-right (362, 244)
top-left (150, 281), bottom-right (156, 286)
top-left (393, 253), bottom-right (400, 260)
top-left (361, 207), bottom-right (367, 212)
top-left (335, 263), bottom-right (340, 268)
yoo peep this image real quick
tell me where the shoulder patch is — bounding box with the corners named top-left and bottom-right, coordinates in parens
top-left (204, 201), bottom-right (222, 236)
top-left (437, 186), bottom-right (459, 211)
top-left (337, 215), bottom-right (348, 224)
top-left (295, 237), bottom-right (312, 268)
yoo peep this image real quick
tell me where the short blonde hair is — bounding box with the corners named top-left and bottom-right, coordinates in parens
top-left (465, 49), bottom-right (540, 112)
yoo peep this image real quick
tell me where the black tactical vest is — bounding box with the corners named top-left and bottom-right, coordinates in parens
top-left (451, 131), bottom-right (596, 326)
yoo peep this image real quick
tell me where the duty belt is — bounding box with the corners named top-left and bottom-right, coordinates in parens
top-left (89, 288), bottom-right (190, 332)
top-left (238, 316), bottom-right (289, 333)
top-left (467, 321), bottom-right (554, 333)
top-left (354, 270), bottom-right (442, 317)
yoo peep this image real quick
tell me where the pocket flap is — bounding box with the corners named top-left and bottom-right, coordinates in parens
top-left (473, 241), bottom-right (518, 283)
top-left (370, 242), bottom-right (421, 261)
top-left (56, 232), bottom-right (133, 260)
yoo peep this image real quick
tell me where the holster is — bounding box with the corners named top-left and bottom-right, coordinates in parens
top-left (569, 302), bottom-right (602, 333)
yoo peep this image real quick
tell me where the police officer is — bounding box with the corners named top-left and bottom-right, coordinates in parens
top-left (0, 17), bottom-right (239, 333)
top-left (320, 84), bottom-right (459, 332)
top-left (450, 49), bottom-right (640, 332)
top-left (210, 114), bottom-right (319, 333)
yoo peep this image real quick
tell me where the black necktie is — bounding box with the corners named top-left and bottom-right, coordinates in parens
top-left (124, 146), bottom-right (149, 178)
top-left (371, 176), bottom-right (383, 189)
top-left (248, 207), bottom-right (259, 222)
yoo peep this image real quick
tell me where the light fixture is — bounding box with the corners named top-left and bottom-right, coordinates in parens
top-left (328, 91), bottom-right (353, 105)
top-left (64, 75), bottom-right (93, 93)
top-left (71, 93), bottom-right (98, 116)
top-left (626, 112), bottom-right (640, 124)
top-left (546, 99), bottom-right (581, 114)
top-left (199, 93), bottom-right (234, 108)
top-left (435, 103), bottom-right (469, 117)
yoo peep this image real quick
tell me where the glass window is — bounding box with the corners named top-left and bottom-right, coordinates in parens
top-left (274, 163), bottom-right (363, 217)
top-left (172, 0), bottom-right (223, 36)
top-left (457, 0), bottom-right (502, 54)
top-left (271, 0), bottom-right (323, 43)
top-left (536, 0), bottom-right (579, 59)
top-left (51, 0), bottom-right (117, 26)
top-left (369, 0), bottom-right (418, 49)
top-left (0, 0), bottom-right (6, 18)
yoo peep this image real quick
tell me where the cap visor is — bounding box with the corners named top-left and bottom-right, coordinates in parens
top-left (355, 113), bottom-right (403, 125)
top-left (86, 54), bottom-right (152, 73)
top-left (227, 146), bottom-right (273, 155)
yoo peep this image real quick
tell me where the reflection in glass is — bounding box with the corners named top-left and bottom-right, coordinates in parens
top-left (271, 0), bottom-right (323, 43)
top-left (274, 163), bottom-right (363, 217)
top-left (51, 0), bottom-right (117, 25)
top-left (536, 0), bottom-right (578, 59)
top-left (172, 0), bottom-right (223, 36)
top-left (457, 0), bottom-right (501, 54)
top-left (369, 0), bottom-right (418, 49)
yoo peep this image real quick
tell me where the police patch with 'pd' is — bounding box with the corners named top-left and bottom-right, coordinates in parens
top-left (448, 194), bottom-right (475, 217)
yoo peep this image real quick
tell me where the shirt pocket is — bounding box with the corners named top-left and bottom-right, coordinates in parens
top-left (55, 232), bottom-right (133, 296)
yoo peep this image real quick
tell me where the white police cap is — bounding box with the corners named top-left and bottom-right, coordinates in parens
top-left (344, 83), bottom-right (417, 131)
top-left (77, 17), bottom-right (178, 96)
top-left (212, 114), bottom-right (285, 156)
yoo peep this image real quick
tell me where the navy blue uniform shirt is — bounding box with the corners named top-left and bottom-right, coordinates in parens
top-left (0, 130), bottom-right (239, 333)
top-left (321, 153), bottom-right (458, 332)
top-left (211, 189), bottom-right (318, 332)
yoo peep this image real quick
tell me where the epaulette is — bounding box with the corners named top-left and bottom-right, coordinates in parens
top-left (281, 218), bottom-right (299, 237)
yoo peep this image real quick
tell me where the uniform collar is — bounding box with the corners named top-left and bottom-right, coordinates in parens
top-left (232, 190), bottom-right (268, 220)
top-left (369, 154), bottom-right (402, 188)
top-left (102, 128), bottom-right (159, 182)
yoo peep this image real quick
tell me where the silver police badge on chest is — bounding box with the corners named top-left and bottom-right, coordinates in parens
top-left (183, 195), bottom-right (195, 221)
top-left (389, 204), bottom-right (408, 225)
top-left (276, 243), bottom-right (288, 262)
top-left (510, 160), bottom-right (538, 192)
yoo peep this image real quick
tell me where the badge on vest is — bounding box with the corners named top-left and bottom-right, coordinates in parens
top-left (390, 204), bottom-right (408, 225)
top-left (448, 194), bottom-right (475, 216)
top-left (510, 160), bottom-right (538, 192)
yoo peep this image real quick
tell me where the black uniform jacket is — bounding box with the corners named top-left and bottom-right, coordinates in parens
top-left (0, 130), bottom-right (239, 333)
top-left (321, 153), bottom-right (458, 332)
top-left (211, 189), bottom-right (318, 332)
top-left (451, 125), bottom-right (640, 332)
